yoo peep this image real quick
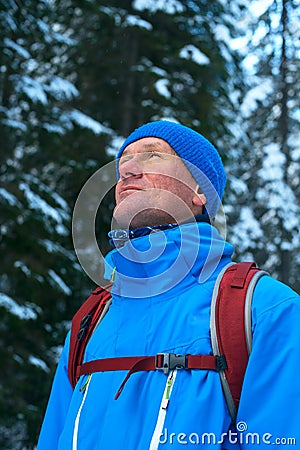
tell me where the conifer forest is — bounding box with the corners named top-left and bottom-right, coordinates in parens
top-left (0, 1), bottom-right (299, 448)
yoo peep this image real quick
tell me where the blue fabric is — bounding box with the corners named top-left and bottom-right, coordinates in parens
top-left (37, 223), bottom-right (300, 449)
top-left (116, 120), bottom-right (226, 217)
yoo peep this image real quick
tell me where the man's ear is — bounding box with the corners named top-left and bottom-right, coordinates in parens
top-left (192, 184), bottom-right (206, 207)
top-left (192, 193), bottom-right (206, 207)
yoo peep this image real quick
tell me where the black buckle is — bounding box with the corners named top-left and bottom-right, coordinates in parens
top-left (156, 353), bottom-right (187, 374)
top-left (77, 314), bottom-right (92, 342)
top-left (216, 354), bottom-right (228, 371)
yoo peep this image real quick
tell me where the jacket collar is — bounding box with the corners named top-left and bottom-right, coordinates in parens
top-left (108, 214), bottom-right (211, 248)
top-left (104, 222), bottom-right (233, 299)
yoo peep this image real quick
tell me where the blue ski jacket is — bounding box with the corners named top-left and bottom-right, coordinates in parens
top-left (37, 222), bottom-right (300, 449)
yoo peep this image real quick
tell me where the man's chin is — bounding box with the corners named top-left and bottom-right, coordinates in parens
top-left (112, 207), bottom-right (176, 230)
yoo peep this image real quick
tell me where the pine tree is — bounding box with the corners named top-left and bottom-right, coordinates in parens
top-left (0, 1), bottom-right (110, 447)
top-left (227, 0), bottom-right (300, 291)
top-left (58, 0), bottom-right (245, 139)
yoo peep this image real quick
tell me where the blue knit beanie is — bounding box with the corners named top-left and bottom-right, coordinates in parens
top-left (116, 120), bottom-right (226, 218)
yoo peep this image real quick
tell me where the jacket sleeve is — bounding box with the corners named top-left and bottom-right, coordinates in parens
top-left (236, 276), bottom-right (300, 448)
top-left (36, 333), bottom-right (73, 449)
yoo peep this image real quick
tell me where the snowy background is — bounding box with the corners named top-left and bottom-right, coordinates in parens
top-left (0, 0), bottom-right (299, 448)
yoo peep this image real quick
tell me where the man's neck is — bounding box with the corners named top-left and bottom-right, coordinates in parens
top-left (108, 214), bottom-right (211, 248)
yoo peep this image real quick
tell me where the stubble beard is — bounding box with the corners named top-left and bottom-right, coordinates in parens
top-left (112, 205), bottom-right (177, 229)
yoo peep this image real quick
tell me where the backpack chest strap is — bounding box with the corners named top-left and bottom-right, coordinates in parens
top-left (77, 353), bottom-right (226, 399)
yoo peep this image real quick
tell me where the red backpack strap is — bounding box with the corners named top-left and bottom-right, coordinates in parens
top-left (68, 284), bottom-right (112, 389)
top-left (210, 262), bottom-right (268, 423)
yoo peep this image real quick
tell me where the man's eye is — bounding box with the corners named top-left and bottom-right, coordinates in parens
top-left (119, 152), bottom-right (162, 166)
top-left (148, 152), bottom-right (161, 159)
top-left (119, 156), bottom-right (130, 166)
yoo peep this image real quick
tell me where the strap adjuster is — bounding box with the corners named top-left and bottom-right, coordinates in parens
top-left (216, 354), bottom-right (228, 371)
top-left (156, 353), bottom-right (187, 374)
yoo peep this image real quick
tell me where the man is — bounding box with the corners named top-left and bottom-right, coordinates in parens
top-left (37, 121), bottom-right (300, 449)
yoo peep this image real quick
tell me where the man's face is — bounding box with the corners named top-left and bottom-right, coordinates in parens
top-left (113, 137), bottom-right (205, 229)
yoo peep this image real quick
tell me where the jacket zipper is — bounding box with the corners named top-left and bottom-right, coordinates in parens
top-left (72, 375), bottom-right (92, 450)
top-left (149, 370), bottom-right (177, 450)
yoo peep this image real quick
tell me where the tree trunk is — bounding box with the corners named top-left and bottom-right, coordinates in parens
top-left (278, 0), bottom-right (291, 285)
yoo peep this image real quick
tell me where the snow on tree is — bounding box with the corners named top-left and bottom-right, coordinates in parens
top-left (0, 1), bottom-right (110, 448)
top-left (226, 0), bottom-right (300, 290)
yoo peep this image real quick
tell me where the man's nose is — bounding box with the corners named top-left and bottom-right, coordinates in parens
top-left (119, 155), bottom-right (143, 179)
